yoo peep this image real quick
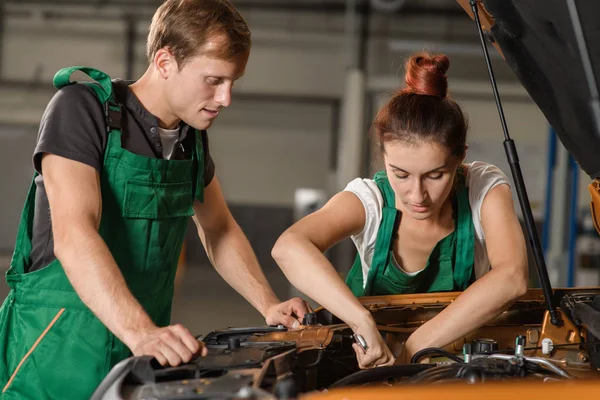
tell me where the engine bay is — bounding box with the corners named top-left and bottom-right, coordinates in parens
top-left (92, 288), bottom-right (600, 399)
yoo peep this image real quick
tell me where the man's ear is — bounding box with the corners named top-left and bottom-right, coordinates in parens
top-left (154, 47), bottom-right (178, 79)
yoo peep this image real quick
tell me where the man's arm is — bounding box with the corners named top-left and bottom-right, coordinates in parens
top-left (44, 154), bottom-right (204, 366)
top-left (192, 176), bottom-right (307, 328)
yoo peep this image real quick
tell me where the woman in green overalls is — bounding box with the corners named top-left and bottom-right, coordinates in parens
top-left (273, 53), bottom-right (529, 368)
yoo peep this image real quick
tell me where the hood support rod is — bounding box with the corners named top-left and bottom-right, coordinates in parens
top-left (469, 0), bottom-right (562, 326)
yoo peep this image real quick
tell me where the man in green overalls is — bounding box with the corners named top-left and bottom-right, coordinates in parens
top-left (0, 1), bottom-right (308, 399)
top-left (273, 52), bottom-right (528, 369)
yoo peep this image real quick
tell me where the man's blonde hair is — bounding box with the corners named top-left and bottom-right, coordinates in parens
top-left (147, 0), bottom-right (251, 68)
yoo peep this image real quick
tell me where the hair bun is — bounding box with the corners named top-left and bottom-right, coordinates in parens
top-left (402, 52), bottom-right (449, 98)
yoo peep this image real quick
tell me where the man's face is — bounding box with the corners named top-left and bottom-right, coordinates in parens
top-left (164, 47), bottom-right (248, 130)
top-left (383, 139), bottom-right (462, 221)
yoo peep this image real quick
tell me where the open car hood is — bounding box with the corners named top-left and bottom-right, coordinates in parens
top-left (92, 288), bottom-right (600, 399)
top-left (456, 0), bottom-right (600, 179)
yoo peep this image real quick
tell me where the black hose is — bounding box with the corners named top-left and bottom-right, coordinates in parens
top-left (404, 364), bottom-right (463, 384)
top-left (329, 364), bottom-right (435, 388)
top-left (406, 359), bottom-right (515, 385)
top-left (297, 350), bottom-right (323, 369)
top-left (410, 347), bottom-right (464, 364)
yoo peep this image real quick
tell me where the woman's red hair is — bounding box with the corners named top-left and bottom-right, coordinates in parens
top-left (373, 52), bottom-right (468, 157)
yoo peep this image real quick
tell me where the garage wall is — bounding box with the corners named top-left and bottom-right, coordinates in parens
top-left (459, 96), bottom-right (549, 219)
top-left (208, 97), bottom-right (334, 206)
top-left (0, 125), bottom-right (38, 252)
top-left (2, 3), bottom-right (586, 270)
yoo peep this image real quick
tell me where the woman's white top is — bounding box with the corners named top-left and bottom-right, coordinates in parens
top-left (344, 161), bottom-right (510, 286)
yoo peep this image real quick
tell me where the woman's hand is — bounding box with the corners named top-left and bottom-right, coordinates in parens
top-left (351, 321), bottom-right (395, 369)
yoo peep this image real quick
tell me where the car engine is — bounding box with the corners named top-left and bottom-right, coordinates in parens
top-left (92, 288), bottom-right (600, 399)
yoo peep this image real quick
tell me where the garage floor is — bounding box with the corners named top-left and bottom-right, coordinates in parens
top-left (0, 254), bottom-right (297, 336)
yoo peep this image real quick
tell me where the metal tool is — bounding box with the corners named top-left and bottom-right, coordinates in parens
top-left (353, 333), bottom-right (368, 352)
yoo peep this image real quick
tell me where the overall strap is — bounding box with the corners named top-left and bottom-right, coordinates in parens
top-left (54, 67), bottom-right (113, 103)
top-left (451, 166), bottom-right (475, 289)
top-left (361, 171), bottom-right (399, 296)
top-left (53, 66), bottom-right (122, 135)
top-left (193, 130), bottom-right (205, 203)
top-left (6, 176), bottom-right (39, 281)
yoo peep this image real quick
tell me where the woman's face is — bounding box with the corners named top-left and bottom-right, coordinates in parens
top-left (383, 139), bottom-right (463, 221)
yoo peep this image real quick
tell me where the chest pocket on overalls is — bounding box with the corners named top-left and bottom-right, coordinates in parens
top-left (123, 180), bottom-right (194, 219)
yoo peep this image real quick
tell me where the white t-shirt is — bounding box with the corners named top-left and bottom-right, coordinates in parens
top-left (158, 126), bottom-right (186, 160)
top-left (344, 161), bottom-right (510, 287)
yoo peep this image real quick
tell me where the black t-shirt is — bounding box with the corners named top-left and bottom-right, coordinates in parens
top-left (29, 79), bottom-right (215, 272)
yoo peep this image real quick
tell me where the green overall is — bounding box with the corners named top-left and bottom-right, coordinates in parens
top-left (345, 170), bottom-right (475, 296)
top-left (0, 67), bottom-right (205, 399)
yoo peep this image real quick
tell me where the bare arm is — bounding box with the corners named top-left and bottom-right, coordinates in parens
top-left (272, 191), bottom-right (394, 367)
top-left (403, 184), bottom-right (529, 358)
top-left (44, 154), bottom-right (202, 366)
top-left (192, 176), bottom-right (307, 328)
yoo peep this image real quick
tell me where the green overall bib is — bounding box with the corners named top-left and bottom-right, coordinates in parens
top-left (0, 67), bottom-right (204, 399)
top-left (345, 170), bottom-right (475, 296)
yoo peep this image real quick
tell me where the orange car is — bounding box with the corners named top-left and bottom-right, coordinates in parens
top-left (92, 1), bottom-right (600, 399)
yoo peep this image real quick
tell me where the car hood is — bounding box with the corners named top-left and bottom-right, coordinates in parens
top-left (456, 0), bottom-right (600, 179)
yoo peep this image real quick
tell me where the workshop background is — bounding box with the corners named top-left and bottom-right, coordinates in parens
top-left (0, 0), bottom-right (597, 335)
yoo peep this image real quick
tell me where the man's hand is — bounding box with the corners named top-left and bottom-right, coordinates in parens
top-left (193, 179), bottom-right (309, 329)
top-left (129, 324), bottom-right (208, 367)
top-left (265, 297), bottom-right (311, 329)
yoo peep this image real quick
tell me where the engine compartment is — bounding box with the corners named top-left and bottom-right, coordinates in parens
top-left (92, 288), bottom-right (600, 399)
